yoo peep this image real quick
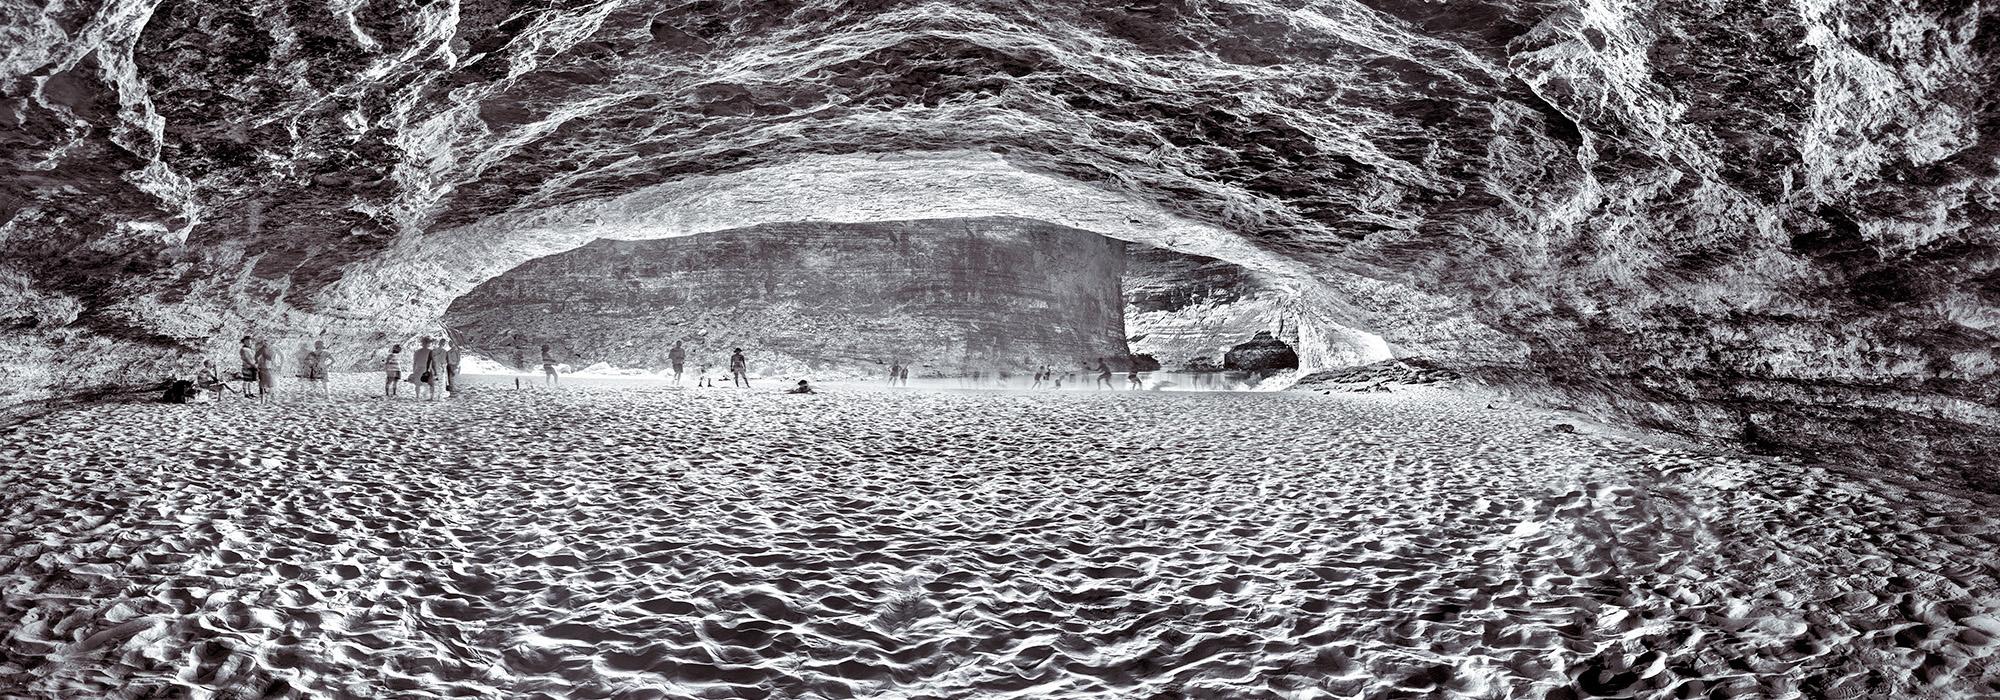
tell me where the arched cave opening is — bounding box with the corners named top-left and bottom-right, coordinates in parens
top-left (3, 0), bottom-right (1997, 695)
top-left (436, 216), bottom-right (1389, 389)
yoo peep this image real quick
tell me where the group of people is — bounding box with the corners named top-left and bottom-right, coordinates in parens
top-left (170, 333), bottom-right (469, 404)
top-left (889, 357), bottom-right (1146, 390)
top-left (168, 336), bottom-right (339, 404)
top-left (671, 343), bottom-right (754, 389)
top-left (381, 336), bottom-right (464, 400)
top-left (167, 334), bottom-right (1175, 405)
top-left (167, 334), bottom-right (831, 404)
top-left (1095, 357), bottom-right (1145, 390)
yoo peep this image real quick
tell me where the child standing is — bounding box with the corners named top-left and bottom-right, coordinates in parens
top-left (383, 344), bottom-right (404, 399)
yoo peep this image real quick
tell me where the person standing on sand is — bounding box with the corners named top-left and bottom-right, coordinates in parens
top-left (888, 361), bottom-right (902, 386)
top-left (442, 337), bottom-right (463, 395)
top-left (303, 340), bottom-right (332, 396)
top-left (254, 340), bottom-right (279, 401)
top-left (670, 341), bottom-right (687, 386)
top-left (729, 348), bottom-right (749, 388)
top-left (541, 344), bottom-right (559, 386)
top-left (1127, 367), bottom-right (1143, 390)
top-left (1095, 358), bottom-right (1113, 390)
top-left (383, 344), bottom-right (404, 398)
top-left (412, 337), bottom-right (441, 400)
top-left (236, 336), bottom-right (258, 397)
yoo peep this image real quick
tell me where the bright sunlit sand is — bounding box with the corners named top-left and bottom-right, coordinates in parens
top-left (2, 378), bottom-right (1996, 698)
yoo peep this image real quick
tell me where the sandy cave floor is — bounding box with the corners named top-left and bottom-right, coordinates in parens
top-left (1, 376), bottom-right (1997, 699)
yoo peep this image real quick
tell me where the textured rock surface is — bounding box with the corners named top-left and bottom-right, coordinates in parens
top-left (1, 0), bottom-right (1996, 483)
top-left (445, 218), bottom-right (1129, 376)
top-left (1123, 243), bottom-right (1390, 370)
top-left (1294, 358), bottom-right (1464, 392)
top-left (1125, 243), bottom-right (1288, 369)
top-left (1223, 331), bottom-right (1302, 374)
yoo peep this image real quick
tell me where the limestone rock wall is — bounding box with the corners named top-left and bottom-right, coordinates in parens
top-left (445, 218), bottom-right (1130, 377)
top-left (0, 0), bottom-right (1994, 485)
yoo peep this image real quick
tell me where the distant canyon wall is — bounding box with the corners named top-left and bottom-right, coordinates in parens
top-left (1124, 245), bottom-right (1389, 371)
top-left (445, 218), bottom-right (1131, 377)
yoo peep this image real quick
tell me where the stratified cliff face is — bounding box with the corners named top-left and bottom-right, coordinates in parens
top-left (1123, 244), bottom-right (1387, 370)
top-left (1, 0), bottom-right (1995, 483)
top-left (445, 218), bottom-right (1128, 376)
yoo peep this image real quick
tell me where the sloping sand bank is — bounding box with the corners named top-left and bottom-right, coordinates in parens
top-left (2, 378), bottom-right (1995, 698)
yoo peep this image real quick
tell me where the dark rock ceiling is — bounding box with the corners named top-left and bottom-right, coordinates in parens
top-left (1, 0), bottom-right (1996, 484)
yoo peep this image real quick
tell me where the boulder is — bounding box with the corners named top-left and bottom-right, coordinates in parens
top-left (1223, 332), bottom-right (1301, 374)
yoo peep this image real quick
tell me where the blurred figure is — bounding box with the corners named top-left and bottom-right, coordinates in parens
top-left (253, 340), bottom-right (280, 401)
top-left (442, 336), bottom-right (463, 395)
top-left (1127, 367), bottom-right (1143, 390)
top-left (786, 379), bottom-right (816, 395)
top-left (888, 361), bottom-right (902, 386)
top-left (303, 340), bottom-right (332, 396)
top-left (542, 344), bottom-right (560, 386)
top-left (729, 348), bottom-right (749, 388)
top-left (1095, 358), bottom-right (1113, 390)
top-left (412, 337), bottom-right (441, 400)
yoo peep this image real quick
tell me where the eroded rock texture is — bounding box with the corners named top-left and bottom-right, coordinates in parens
top-left (1124, 243), bottom-right (1288, 370)
top-left (445, 218), bottom-right (1129, 376)
top-left (1121, 243), bottom-right (1387, 371)
top-left (1, 0), bottom-right (1996, 483)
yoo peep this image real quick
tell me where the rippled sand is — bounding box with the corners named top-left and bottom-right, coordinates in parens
top-left (2, 377), bottom-right (1996, 699)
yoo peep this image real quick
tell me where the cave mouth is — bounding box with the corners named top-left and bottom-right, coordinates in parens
top-left (440, 216), bottom-right (1372, 389)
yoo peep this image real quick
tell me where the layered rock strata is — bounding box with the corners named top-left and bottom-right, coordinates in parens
top-left (444, 218), bottom-right (1130, 376)
top-left (0, 0), bottom-right (1994, 484)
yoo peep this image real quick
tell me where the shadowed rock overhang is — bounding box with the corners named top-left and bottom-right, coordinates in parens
top-left (0, 0), bottom-right (1994, 485)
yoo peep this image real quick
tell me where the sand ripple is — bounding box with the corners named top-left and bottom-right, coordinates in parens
top-left (1, 377), bottom-right (1996, 698)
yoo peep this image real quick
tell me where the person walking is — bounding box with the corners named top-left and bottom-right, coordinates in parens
top-left (442, 336), bottom-right (463, 395)
top-left (1127, 367), bottom-right (1143, 390)
top-left (1095, 358), bottom-right (1113, 390)
top-left (888, 361), bottom-right (902, 386)
top-left (412, 337), bottom-right (441, 400)
top-left (254, 339), bottom-right (279, 401)
top-left (729, 348), bottom-right (749, 388)
top-left (382, 344), bottom-right (404, 399)
top-left (670, 341), bottom-right (688, 386)
top-left (541, 344), bottom-right (559, 386)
